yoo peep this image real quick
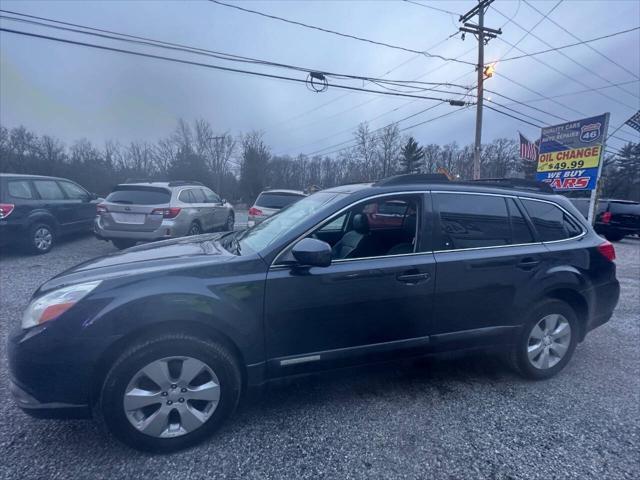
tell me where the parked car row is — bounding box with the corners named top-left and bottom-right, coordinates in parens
top-left (0, 174), bottom-right (236, 253)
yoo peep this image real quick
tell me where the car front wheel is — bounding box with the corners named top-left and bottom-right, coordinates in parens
top-left (511, 299), bottom-right (578, 380)
top-left (224, 213), bottom-right (234, 232)
top-left (99, 334), bottom-right (241, 452)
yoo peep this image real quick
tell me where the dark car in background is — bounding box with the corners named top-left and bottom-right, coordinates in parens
top-left (570, 198), bottom-right (640, 241)
top-left (9, 175), bottom-right (619, 452)
top-left (0, 173), bottom-right (99, 254)
top-left (247, 189), bottom-right (306, 226)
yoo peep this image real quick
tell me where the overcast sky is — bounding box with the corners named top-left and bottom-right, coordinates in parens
top-left (1, 0), bottom-right (639, 157)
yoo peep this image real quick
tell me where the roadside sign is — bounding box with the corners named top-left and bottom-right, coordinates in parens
top-left (535, 113), bottom-right (610, 191)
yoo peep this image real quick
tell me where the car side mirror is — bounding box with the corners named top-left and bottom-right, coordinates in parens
top-left (291, 238), bottom-right (332, 268)
top-left (220, 198), bottom-right (226, 204)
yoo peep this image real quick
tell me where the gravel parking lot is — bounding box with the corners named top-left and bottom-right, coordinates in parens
top-left (0, 235), bottom-right (638, 479)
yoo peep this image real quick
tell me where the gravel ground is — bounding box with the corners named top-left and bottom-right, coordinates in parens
top-left (0, 235), bottom-right (638, 480)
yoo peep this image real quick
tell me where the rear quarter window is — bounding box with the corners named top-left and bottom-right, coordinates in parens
top-left (521, 199), bottom-right (583, 241)
top-left (7, 180), bottom-right (34, 199)
top-left (106, 186), bottom-right (171, 205)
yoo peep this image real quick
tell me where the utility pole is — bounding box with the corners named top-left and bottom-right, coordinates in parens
top-left (459, 0), bottom-right (502, 179)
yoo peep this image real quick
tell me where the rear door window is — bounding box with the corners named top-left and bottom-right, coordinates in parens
top-left (33, 180), bottom-right (65, 200)
top-left (106, 186), bottom-right (171, 205)
top-left (521, 199), bottom-right (583, 241)
top-left (7, 180), bottom-right (34, 199)
top-left (255, 192), bottom-right (304, 209)
top-left (507, 199), bottom-right (534, 244)
top-left (435, 193), bottom-right (512, 250)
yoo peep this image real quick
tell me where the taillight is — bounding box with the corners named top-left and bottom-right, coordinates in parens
top-left (151, 207), bottom-right (181, 219)
top-left (597, 241), bottom-right (616, 262)
top-left (0, 203), bottom-right (15, 219)
top-left (248, 207), bottom-right (263, 216)
top-left (96, 204), bottom-right (108, 214)
top-left (601, 211), bottom-right (612, 224)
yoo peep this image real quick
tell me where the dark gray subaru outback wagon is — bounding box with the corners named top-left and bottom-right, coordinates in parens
top-left (9, 175), bottom-right (620, 452)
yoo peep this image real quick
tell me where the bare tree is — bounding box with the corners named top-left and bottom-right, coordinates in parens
top-left (377, 123), bottom-right (401, 177)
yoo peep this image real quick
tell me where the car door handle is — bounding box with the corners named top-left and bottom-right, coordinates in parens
top-left (396, 272), bottom-right (431, 284)
top-left (517, 258), bottom-right (540, 270)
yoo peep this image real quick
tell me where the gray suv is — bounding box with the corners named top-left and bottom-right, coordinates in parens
top-left (94, 181), bottom-right (234, 249)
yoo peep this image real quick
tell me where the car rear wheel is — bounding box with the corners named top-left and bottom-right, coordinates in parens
top-left (112, 239), bottom-right (137, 250)
top-left (510, 299), bottom-right (578, 380)
top-left (188, 221), bottom-right (202, 236)
top-left (99, 334), bottom-right (242, 452)
top-left (28, 223), bottom-right (55, 254)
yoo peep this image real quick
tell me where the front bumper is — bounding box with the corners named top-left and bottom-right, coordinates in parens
top-left (94, 216), bottom-right (188, 241)
top-left (9, 379), bottom-right (90, 419)
top-left (8, 325), bottom-right (120, 420)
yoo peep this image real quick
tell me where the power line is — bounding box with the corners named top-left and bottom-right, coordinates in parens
top-left (0, 11), bottom-right (471, 93)
top-left (522, 0), bottom-right (639, 80)
top-left (494, 73), bottom-right (638, 144)
top-left (496, 0), bottom-right (562, 62)
top-left (0, 27), bottom-right (473, 105)
top-left (209, 0), bottom-right (476, 66)
top-left (491, 4), bottom-right (639, 103)
top-left (491, 80), bottom-right (639, 106)
top-left (402, 0), bottom-right (462, 17)
top-left (499, 26), bottom-right (640, 62)
top-left (483, 104), bottom-right (543, 129)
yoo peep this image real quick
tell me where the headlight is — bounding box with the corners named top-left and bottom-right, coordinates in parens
top-left (22, 280), bottom-right (102, 329)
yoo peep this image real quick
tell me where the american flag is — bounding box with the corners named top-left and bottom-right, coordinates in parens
top-left (519, 132), bottom-right (539, 162)
top-left (624, 110), bottom-right (640, 132)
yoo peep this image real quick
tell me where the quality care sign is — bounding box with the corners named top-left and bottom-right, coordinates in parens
top-left (536, 113), bottom-right (610, 191)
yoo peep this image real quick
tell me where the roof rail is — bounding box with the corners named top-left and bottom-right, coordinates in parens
top-left (469, 178), bottom-right (554, 194)
top-left (374, 173), bottom-right (450, 187)
top-left (167, 181), bottom-right (205, 187)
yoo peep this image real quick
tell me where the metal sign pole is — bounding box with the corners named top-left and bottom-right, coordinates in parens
top-left (587, 113), bottom-right (610, 225)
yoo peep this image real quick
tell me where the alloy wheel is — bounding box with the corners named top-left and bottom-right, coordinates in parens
top-left (34, 227), bottom-right (53, 251)
top-left (527, 314), bottom-right (572, 369)
top-left (123, 356), bottom-right (220, 438)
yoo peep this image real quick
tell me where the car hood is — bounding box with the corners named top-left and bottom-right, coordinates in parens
top-left (39, 233), bottom-right (241, 292)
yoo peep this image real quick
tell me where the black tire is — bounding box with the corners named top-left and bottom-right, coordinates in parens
top-left (188, 221), bottom-right (202, 236)
top-left (112, 239), bottom-right (137, 250)
top-left (27, 222), bottom-right (55, 254)
top-left (224, 213), bottom-right (234, 232)
top-left (604, 231), bottom-right (624, 242)
top-left (99, 333), bottom-right (242, 452)
top-left (510, 299), bottom-right (579, 380)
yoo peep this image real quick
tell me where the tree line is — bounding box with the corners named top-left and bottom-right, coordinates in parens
top-left (1, 120), bottom-right (637, 203)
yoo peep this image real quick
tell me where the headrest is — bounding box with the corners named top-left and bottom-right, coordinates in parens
top-left (352, 213), bottom-right (370, 234)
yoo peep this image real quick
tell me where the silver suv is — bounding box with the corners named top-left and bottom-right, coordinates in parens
top-left (94, 181), bottom-right (234, 249)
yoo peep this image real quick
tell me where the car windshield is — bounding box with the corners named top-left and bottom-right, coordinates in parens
top-left (239, 191), bottom-right (343, 252)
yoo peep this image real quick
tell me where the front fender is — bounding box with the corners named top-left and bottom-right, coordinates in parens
top-left (78, 265), bottom-right (267, 365)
